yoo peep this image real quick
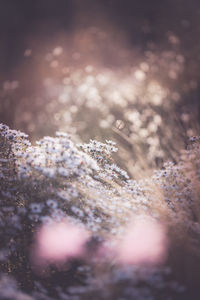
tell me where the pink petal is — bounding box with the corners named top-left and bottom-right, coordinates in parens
top-left (32, 221), bottom-right (90, 267)
top-left (116, 216), bottom-right (168, 265)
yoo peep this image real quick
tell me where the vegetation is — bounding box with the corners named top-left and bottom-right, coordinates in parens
top-left (0, 121), bottom-right (200, 299)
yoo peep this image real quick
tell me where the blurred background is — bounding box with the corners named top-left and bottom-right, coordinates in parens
top-left (1, 0), bottom-right (200, 178)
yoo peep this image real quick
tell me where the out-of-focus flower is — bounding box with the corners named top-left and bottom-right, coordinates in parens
top-left (31, 221), bottom-right (90, 267)
top-left (115, 216), bottom-right (168, 266)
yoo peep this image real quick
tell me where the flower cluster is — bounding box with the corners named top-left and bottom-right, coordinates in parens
top-left (0, 124), bottom-right (200, 299)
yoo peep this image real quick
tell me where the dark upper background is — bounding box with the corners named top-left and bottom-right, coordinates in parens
top-left (0, 0), bottom-right (200, 133)
top-left (1, 0), bottom-right (200, 76)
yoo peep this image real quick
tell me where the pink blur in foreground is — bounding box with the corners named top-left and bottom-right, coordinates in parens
top-left (32, 221), bottom-right (90, 265)
top-left (116, 217), bottom-right (168, 265)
